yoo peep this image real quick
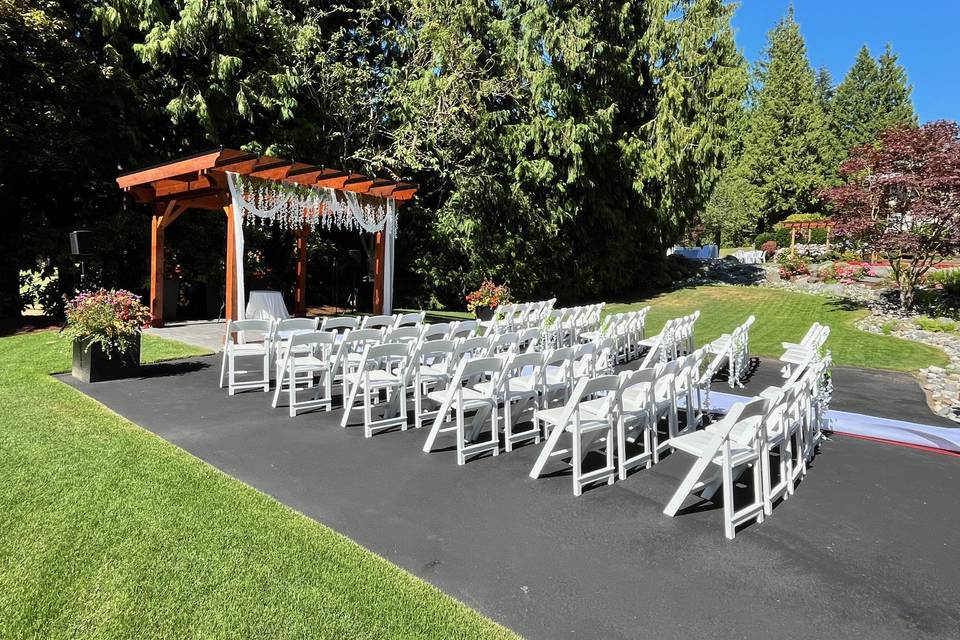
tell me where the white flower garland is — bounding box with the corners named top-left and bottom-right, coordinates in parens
top-left (227, 172), bottom-right (394, 236)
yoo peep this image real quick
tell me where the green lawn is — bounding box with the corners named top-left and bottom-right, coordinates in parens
top-left (607, 285), bottom-right (947, 371)
top-left (0, 331), bottom-right (515, 639)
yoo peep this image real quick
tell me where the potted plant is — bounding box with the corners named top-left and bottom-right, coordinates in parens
top-left (63, 288), bottom-right (152, 382)
top-left (466, 280), bottom-right (511, 321)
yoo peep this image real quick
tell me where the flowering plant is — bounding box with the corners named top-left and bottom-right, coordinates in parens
top-left (62, 289), bottom-right (151, 355)
top-left (817, 261), bottom-right (877, 285)
top-left (465, 281), bottom-right (511, 312)
top-left (777, 254), bottom-right (810, 280)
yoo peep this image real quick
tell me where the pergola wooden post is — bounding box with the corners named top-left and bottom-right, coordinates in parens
top-left (117, 147), bottom-right (417, 322)
top-left (148, 201), bottom-right (186, 327)
top-left (372, 231), bottom-right (386, 315)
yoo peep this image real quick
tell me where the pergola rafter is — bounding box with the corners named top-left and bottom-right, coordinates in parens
top-left (117, 147), bottom-right (417, 327)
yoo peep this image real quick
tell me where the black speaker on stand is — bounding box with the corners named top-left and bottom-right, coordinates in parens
top-left (69, 230), bottom-right (93, 287)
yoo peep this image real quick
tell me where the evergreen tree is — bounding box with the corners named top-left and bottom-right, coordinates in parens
top-left (875, 44), bottom-right (917, 131)
top-left (738, 7), bottom-right (833, 226)
top-left (814, 66), bottom-right (834, 112)
top-left (830, 43), bottom-right (915, 159)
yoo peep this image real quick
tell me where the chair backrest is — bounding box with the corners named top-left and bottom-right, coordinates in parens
top-left (321, 316), bottom-right (359, 333)
top-left (362, 314), bottom-right (397, 329)
top-left (487, 332), bottom-right (519, 356)
top-left (340, 328), bottom-right (385, 353)
top-left (451, 320), bottom-right (478, 340)
top-left (561, 374), bottom-right (621, 426)
top-left (517, 327), bottom-right (541, 353)
top-left (287, 330), bottom-right (336, 350)
top-left (227, 319), bottom-right (272, 344)
top-left (275, 317), bottom-right (319, 334)
top-left (453, 356), bottom-right (505, 387)
top-left (455, 335), bottom-right (492, 361)
top-left (422, 322), bottom-right (454, 341)
top-left (499, 351), bottom-right (545, 393)
top-left (394, 311), bottom-right (426, 328)
top-left (385, 326), bottom-right (424, 345)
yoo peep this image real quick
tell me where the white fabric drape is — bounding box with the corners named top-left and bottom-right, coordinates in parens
top-left (383, 199), bottom-right (396, 314)
top-left (225, 171), bottom-right (397, 317)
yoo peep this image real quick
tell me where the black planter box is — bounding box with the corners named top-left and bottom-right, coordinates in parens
top-left (72, 335), bottom-right (141, 383)
top-left (475, 307), bottom-right (495, 321)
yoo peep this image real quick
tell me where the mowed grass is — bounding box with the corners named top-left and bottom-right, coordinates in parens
top-left (607, 285), bottom-right (947, 372)
top-left (0, 331), bottom-right (515, 640)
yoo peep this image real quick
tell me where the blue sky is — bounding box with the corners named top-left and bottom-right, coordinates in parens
top-left (730, 1), bottom-right (959, 123)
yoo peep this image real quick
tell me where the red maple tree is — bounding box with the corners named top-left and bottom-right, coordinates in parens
top-left (821, 120), bottom-right (960, 308)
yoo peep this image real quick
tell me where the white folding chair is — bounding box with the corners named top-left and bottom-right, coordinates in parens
top-left (410, 339), bottom-right (458, 430)
top-left (340, 342), bottom-right (410, 437)
top-left (528, 374), bottom-right (619, 495)
top-left (476, 350), bottom-right (545, 452)
top-left (270, 317), bottom-right (319, 381)
top-left (615, 367), bottom-right (657, 479)
top-left (664, 397), bottom-right (772, 539)
top-left (486, 331), bottom-right (520, 357)
top-left (321, 316), bottom-right (359, 333)
top-left (517, 327), bottom-right (542, 353)
top-left (219, 319), bottom-right (272, 395)
top-left (450, 320), bottom-right (479, 341)
top-left (271, 331), bottom-right (335, 416)
top-left (385, 325), bottom-right (424, 346)
top-left (422, 357), bottom-right (505, 465)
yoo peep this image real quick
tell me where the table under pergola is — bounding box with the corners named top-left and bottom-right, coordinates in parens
top-left (116, 148), bottom-right (417, 326)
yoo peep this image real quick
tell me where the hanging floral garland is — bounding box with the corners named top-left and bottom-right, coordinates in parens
top-left (229, 173), bottom-right (394, 236)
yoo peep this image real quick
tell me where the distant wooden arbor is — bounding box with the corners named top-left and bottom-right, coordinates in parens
top-left (117, 148), bottom-right (417, 326)
top-left (781, 219), bottom-right (835, 251)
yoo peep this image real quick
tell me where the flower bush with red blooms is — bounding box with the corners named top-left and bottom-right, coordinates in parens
top-left (760, 240), bottom-right (777, 257)
top-left (817, 261), bottom-right (877, 284)
top-left (465, 281), bottom-right (511, 312)
top-left (62, 289), bottom-right (152, 354)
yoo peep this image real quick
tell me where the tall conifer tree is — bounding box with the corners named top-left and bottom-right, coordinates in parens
top-left (738, 7), bottom-right (832, 225)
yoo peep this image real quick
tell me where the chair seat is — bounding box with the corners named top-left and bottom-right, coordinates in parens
top-left (669, 430), bottom-right (757, 466)
top-left (637, 336), bottom-right (659, 348)
top-left (346, 369), bottom-right (403, 388)
top-left (230, 343), bottom-right (268, 355)
top-left (706, 334), bottom-right (732, 354)
top-left (536, 402), bottom-right (606, 428)
top-left (288, 355), bottom-right (329, 371)
top-left (417, 365), bottom-right (450, 381)
top-left (426, 387), bottom-right (493, 409)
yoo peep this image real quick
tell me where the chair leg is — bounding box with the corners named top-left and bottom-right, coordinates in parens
top-left (456, 405), bottom-right (466, 466)
top-left (228, 354), bottom-right (236, 396)
top-left (363, 385), bottom-right (373, 438)
top-left (340, 379), bottom-right (360, 428)
top-left (572, 429), bottom-right (583, 496)
top-left (219, 348), bottom-right (228, 388)
top-left (722, 462), bottom-right (736, 540)
top-left (262, 351), bottom-right (270, 392)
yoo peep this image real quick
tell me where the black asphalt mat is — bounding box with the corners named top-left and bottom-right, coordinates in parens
top-left (60, 356), bottom-right (960, 640)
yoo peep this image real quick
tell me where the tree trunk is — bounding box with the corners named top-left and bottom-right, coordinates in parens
top-left (899, 278), bottom-right (915, 310)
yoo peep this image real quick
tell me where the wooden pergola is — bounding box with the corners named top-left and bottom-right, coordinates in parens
top-left (117, 148), bottom-right (417, 327)
top-left (781, 219), bottom-right (835, 251)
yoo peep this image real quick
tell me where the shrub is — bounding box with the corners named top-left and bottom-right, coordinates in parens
top-left (915, 316), bottom-right (958, 333)
top-left (753, 232), bottom-right (775, 249)
top-left (777, 253), bottom-right (810, 280)
top-left (926, 268), bottom-right (960, 297)
top-left (760, 240), bottom-right (777, 256)
top-left (773, 225), bottom-right (791, 247)
top-left (62, 289), bottom-right (152, 355)
top-left (817, 261), bottom-right (876, 284)
top-left (783, 213), bottom-right (826, 223)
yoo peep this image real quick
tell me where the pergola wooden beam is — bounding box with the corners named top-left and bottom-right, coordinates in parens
top-left (118, 147), bottom-right (417, 323)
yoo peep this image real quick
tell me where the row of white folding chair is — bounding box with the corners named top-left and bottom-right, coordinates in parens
top-left (636, 310), bottom-right (700, 368)
top-left (664, 355), bottom-right (831, 539)
top-left (527, 347), bottom-right (708, 494)
top-left (779, 323), bottom-right (830, 379)
top-left (699, 315), bottom-right (756, 411)
top-left (542, 304), bottom-right (604, 348)
top-left (581, 307), bottom-right (650, 363)
top-left (487, 299), bottom-right (556, 334)
top-left (420, 341), bottom-right (607, 464)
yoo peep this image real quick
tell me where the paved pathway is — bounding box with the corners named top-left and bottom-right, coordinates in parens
top-left (61, 357), bottom-right (960, 640)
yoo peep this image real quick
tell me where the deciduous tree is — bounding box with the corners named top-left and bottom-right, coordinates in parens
top-left (821, 121), bottom-right (960, 309)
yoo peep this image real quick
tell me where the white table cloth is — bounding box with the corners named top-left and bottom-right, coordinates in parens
top-left (246, 290), bottom-right (290, 321)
